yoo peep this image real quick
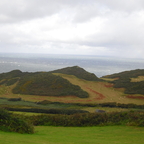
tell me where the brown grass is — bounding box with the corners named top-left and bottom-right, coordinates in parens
top-left (131, 76), bottom-right (144, 82)
top-left (100, 77), bottom-right (119, 81)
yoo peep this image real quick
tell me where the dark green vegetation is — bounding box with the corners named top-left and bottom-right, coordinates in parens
top-left (13, 72), bottom-right (88, 98)
top-left (102, 69), bottom-right (144, 94)
top-left (0, 68), bottom-right (89, 98)
top-left (29, 111), bottom-right (144, 127)
top-left (1, 107), bottom-right (144, 132)
top-left (51, 66), bottom-right (100, 81)
top-left (38, 100), bottom-right (144, 109)
top-left (0, 109), bottom-right (34, 133)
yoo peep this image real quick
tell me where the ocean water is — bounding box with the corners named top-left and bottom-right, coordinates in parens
top-left (0, 53), bottom-right (143, 77)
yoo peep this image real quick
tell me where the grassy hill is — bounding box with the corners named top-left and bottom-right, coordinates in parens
top-left (51, 66), bottom-right (100, 81)
top-left (0, 67), bottom-right (144, 104)
top-left (12, 72), bottom-right (88, 98)
top-left (102, 69), bottom-right (144, 95)
top-left (0, 68), bottom-right (91, 98)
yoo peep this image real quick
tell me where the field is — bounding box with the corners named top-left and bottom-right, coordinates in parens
top-left (0, 126), bottom-right (144, 144)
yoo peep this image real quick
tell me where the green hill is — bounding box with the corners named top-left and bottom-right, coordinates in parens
top-left (102, 69), bottom-right (144, 94)
top-left (12, 72), bottom-right (88, 98)
top-left (102, 69), bottom-right (144, 79)
top-left (51, 66), bottom-right (100, 81)
top-left (0, 69), bottom-right (89, 98)
top-left (0, 67), bottom-right (144, 98)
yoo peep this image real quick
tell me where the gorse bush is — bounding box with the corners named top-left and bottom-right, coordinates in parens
top-left (5, 107), bottom-right (89, 115)
top-left (1, 108), bottom-right (144, 134)
top-left (37, 101), bottom-right (144, 109)
top-left (0, 109), bottom-right (34, 133)
top-left (8, 97), bottom-right (22, 101)
top-left (28, 111), bottom-right (144, 127)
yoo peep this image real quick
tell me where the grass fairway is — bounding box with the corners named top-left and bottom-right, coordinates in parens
top-left (0, 126), bottom-right (144, 144)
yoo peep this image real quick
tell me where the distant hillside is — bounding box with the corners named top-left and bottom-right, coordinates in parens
top-left (103, 69), bottom-right (144, 79)
top-left (102, 69), bottom-right (144, 94)
top-left (0, 70), bottom-right (22, 80)
top-left (51, 66), bottom-right (100, 81)
top-left (0, 70), bottom-right (89, 98)
top-left (0, 67), bottom-right (144, 98)
top-left (0, 70), bottom-right (25, 86)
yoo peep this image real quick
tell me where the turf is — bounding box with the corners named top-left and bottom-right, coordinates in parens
top-left (0, 126), bottom-right (144, 144)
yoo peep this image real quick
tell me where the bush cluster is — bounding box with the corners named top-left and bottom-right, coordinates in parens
top-left (8, 98), bottom-right (22, 101)
top-left (38, 101), bottom-right (144, 109)
top-left (0, 109), bottom-right (34, 134)
top-left (5, 107), bottom-right (89, 115)
top-left (28, 111), bottom-right (144, 127)
top-left (1, 108), bottom-right (144, 134)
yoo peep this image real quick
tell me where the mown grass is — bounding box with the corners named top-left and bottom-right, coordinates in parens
top-left (0, 126), bottom-right (144, 144)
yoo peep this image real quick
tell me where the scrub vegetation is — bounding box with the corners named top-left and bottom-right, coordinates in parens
top-left (102, 69), bottom-right (144, 95)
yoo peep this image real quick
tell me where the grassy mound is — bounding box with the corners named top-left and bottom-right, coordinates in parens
top-left (0, 108), bottom-right (34, 133)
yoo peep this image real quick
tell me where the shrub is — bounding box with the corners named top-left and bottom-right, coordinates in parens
top-left (28, 111), bottom-right (144, 127)
top-left (6, 107), bottom-right (89, 115)
top-left (0, 108), bottom-right (34, 133)
top-left (8, 98), bottom-right (22, 101)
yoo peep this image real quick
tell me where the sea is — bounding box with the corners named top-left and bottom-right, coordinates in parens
top-left (0, 53), bottom-right (144, 78)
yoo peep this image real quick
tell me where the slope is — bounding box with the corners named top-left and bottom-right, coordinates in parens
top-left (0, 71), bottom-right (89, 98)
top-left (102, 69), bottom-right (144, 95)
top-left (51, 66), bottom-right (100, 81)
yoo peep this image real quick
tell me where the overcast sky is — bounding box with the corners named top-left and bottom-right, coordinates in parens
top-left (0, 0), bottom-right (144, 59)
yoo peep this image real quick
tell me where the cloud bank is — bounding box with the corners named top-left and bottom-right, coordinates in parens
top-left (0, 0), bottom-right (144, 58)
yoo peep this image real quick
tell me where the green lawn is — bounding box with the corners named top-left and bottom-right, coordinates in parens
top-left (0, 126), bottom-right (144, 144)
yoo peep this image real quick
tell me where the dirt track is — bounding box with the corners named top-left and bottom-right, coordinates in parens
top-left (85, 87), bottom-right (105, 100)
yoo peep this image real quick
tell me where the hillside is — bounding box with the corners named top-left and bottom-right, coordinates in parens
top-left (102, 69), bottom-right (144, 95)
top-left (0, 67), bottom-right (144, 104)
top-left (13, 72), bottom-right (88, 98)
top-left (0, 70), bottom-right (89, 98)
top-left (51, 66), bottom-right (100, 81)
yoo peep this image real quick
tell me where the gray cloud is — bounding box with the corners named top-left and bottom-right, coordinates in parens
top-left (0, 0), bottom-right (144, 58)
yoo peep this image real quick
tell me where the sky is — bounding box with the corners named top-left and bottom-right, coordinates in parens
top-left (0, 0), bottom-right (144, 59)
